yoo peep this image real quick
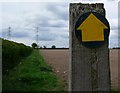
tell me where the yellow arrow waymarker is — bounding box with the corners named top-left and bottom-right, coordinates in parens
top-left (77, 13), bottom-right (108, 42)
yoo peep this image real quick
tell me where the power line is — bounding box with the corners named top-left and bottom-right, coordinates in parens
top-left (8, 27), bottom-right (11, 40)
top-left (36, 27), bottom-right (39, 47)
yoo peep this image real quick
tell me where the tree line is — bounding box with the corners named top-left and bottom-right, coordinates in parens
top-left (32, 43), bottom-right (56, 49)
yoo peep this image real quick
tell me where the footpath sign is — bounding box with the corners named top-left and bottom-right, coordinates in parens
top-left (75, 12), bottom-right (110, 48)
top-left (69, 3), bottom-right (111, 91)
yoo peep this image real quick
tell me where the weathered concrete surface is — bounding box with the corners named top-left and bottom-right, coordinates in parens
top-left (69, 3), bottom-right (110, 91)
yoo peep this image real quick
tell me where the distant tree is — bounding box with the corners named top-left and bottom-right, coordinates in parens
top-left (112, 47), bottom-right (120, 49)
top-left (32, 43), bottom-right (38, 49)
top-left (51, 45), bottom-right (56, 49)
top-left (40, 46), bottom-right (42, 49)
top-left (43, 45), bottom-right (46, 49)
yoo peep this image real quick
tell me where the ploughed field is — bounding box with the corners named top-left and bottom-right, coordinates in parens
top-left (110, 49), bottom-right (119, 89)
top-left (40, 49), bottom-right (119, 90)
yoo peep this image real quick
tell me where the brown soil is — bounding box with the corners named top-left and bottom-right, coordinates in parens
top-left (40, 49), bottom-right (119, 90)
top-left (40, 49), bottom-right (69, 89)
top-left (109, 49), bottom-right (119, 89)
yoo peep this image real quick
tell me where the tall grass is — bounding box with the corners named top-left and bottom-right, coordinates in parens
top-left (2, 50), bottom-right (65, 92)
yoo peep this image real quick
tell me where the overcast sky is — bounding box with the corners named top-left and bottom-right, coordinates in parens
top-left (0, 0), bottom-right (119, 48)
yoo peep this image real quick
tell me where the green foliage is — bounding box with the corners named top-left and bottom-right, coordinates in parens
top-left (3, 50), bottom-right (65, 91)
top-left (51, 45), bottom-right (56, 49)
top-left (31, 43), bottom-right (38, 49)
top-left (43, 45), bottom-right (46, 49)
top-left (2, 38), bottom-right (33, 74)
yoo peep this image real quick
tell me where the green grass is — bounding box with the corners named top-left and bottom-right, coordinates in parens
top-left (111, 89), bottom-right (120, 93)
top-left (2, 50), bottom-right (65, 92)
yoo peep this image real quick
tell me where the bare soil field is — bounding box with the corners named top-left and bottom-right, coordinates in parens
top-left (40, 49), bottom-right (119, 90)
top-left (110, 49), bottom-right (119, 89)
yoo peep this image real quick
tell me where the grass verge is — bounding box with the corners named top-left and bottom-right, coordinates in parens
top-left (111, 89), bottom-right (120, 93)
top-left (2, 50), bottom-right (65, 92)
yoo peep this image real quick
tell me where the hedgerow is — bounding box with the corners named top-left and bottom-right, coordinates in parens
top-left (2, 38), bottom-right (33, 74)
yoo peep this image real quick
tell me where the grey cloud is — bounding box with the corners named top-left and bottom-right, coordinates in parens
top-left (38, 32), bottom-right (57, 41)
top-left (61, 34), bottom-right (69, 39)
top-left (109, 38), bottom-right (118, 48)
top-left (39, 37), bottom-right (55, 41)
top-left (26, 15), bottom-right (68, 29)
top-left (2, 27), bottom-right (31, 39)
top-left (34, 28), bottom-right (69, 42)
top-left (33, 17), bottom-right (68, 28)
top-left (23, 2), bottom-right (69, 41)
top-left (111, 26), bottom-right (118, 30)
top-left (2, 30), bottom-right (8, 38)
top-left (45, 3), bottom-right (68, 21)
top-left (12, 32), bottom-right (30, 38)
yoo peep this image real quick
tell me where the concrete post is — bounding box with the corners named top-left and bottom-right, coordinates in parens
top-left (69, 3), bottom-right (111, 91)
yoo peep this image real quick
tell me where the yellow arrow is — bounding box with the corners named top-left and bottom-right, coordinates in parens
top-left (77, 13), bottom-right (108, 42)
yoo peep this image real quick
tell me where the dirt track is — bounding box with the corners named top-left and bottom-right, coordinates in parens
top-left (40, 49), bottom-right (119, 90)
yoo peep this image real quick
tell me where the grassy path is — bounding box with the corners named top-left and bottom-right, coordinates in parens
top-left (3, 50), bottom-right (65, 92)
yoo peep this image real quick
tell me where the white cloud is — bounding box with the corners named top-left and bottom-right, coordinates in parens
top-left (109, 18), bottom-right (118, 30)
top-left (1, 0), bottom-right (119, 48)
top-left (11, 37), bottom-right (35, 46)
top-left (0, 3), bottom-right (2, 37)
